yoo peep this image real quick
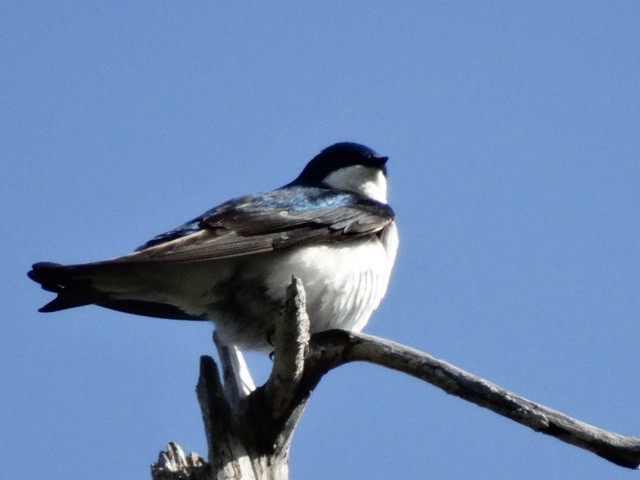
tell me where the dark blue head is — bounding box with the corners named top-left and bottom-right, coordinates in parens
top-left (293, 142), bottom-right (389, 187)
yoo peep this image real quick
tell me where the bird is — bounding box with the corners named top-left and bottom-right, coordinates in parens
top-left (28, 142), bottom-right (399, 352)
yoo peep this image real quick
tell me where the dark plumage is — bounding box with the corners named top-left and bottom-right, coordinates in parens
top-left (28, 142), bottom-right (398, 351)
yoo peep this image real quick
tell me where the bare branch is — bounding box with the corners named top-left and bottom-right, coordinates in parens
top-left (151, 442), bottom-right (206, 480)
top-left (213, 331), bottom-right (255, 407)
top-left (304, 329), bottom-right (640, 469)
top-left (265, 276), bottom-right (310, 418)
top-left (154, 280), bottom-right (640, 479)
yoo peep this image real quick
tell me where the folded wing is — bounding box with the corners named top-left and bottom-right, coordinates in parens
top-left (28, 187), bottom-right (395, 315)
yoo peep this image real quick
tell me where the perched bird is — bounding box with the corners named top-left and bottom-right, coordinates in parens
top-left (28, 142), bottom-right (398, 352)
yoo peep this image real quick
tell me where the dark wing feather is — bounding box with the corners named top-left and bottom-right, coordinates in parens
top-left (28, 187), bottom-right (395, 314)
top-left (114, 188), bottom-right (395, 264)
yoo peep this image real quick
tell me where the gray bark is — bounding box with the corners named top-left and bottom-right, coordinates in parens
top-left (152, 278), bottom-right (640, 479)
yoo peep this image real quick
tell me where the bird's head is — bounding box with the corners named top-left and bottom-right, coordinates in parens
top-left (292, 142), bottom-right (389, 203)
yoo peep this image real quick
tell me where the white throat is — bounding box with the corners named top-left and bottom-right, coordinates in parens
top-left (321, 165), bottom-right (388, 203)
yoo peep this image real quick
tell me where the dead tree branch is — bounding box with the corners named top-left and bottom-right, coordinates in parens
top-left (152, 278), bottom-right (640, 479)
top-left (304, 330), bottom-right (640, 469)
top-left (151, 442), bottom-right (206, 480)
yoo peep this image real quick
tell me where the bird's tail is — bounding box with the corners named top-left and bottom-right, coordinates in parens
top-left (28, 261), bottom-right (207, 320)
top-left (27, 262), bottom-right (109, 312)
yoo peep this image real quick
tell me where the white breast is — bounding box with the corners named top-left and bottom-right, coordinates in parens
top-left (263, 222), bottom-right (398, 333)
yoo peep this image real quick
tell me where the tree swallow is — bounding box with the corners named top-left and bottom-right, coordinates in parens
top-left (28, 142), bottom-right (399, 352)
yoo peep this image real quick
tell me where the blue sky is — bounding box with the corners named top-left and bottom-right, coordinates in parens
top-left (2, 2), bottom-right (639, 479)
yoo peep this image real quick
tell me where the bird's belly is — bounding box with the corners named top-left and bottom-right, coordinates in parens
top-left (209, 238), bottom-right (392, 351)
top-left (107, 237), bottom-right (394, 352)
top-left (262, 241), bottom-right (391, 332)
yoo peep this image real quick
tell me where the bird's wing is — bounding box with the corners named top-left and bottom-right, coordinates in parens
top-left (27, 187), bottom-right (395, 315)
top-left (112, 187), bottom-right (395, 264)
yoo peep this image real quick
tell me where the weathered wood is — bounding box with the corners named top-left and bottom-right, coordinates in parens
top-left (213, 331), bottom-right (255, 407)
top-left (188, 276), bottom-right (313, 479)
top-left (152, 279), bottom-right (640, 479)
top-left (151, 442), bottom-right (207, 480)
top-left (304, 330), bottom-right (640, 469)
top-left (196, 354), bottom-right (291, 480)
top-left (264, 277), bottom-right (310, 418)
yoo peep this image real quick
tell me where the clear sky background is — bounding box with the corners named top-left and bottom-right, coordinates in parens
top-left (2, 2), bottom-right (639, 479)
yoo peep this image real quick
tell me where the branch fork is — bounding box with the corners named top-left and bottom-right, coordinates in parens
top-left (153, 277), bottom-right (640, 479)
